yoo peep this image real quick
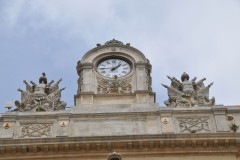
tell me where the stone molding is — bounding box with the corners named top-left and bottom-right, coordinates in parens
top-left (0, 133), bottom-right (239, 156)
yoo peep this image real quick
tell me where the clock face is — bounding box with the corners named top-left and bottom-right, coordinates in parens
top-left (97, 58), bottom-right (131, 78)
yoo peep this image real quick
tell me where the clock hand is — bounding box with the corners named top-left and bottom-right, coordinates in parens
top-left (111, 64), bottom-right (121, 71)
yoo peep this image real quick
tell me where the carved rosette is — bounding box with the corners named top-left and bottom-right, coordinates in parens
top-left (20, 123), bottom-right (52, 138)
top-left (97, 76), bottom-right (132, 94)
top-left (177, 117), bottom-right (210, 133)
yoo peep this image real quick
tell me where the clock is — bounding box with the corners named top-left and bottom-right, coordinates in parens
top-left (97, 58), bottom-right (131, 78)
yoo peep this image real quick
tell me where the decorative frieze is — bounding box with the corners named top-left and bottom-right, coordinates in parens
top-left (20, 123), bottom-right (52, 138)
top-left (0, 137), bottom-right (238, 155)
top-left (177, 117), bottom-right (210, 133)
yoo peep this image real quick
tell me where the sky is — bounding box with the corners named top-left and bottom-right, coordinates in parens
top-left (0, 0), bottom-right (240, 113)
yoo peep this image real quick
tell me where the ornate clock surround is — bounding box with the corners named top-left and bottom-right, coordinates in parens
top-left (95, 55), bottom-right (133, 78)
top-left (75, 39), bottom-right (155, 105)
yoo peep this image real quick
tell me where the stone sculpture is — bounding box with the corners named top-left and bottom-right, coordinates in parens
top-left (14, 73), bottom-right (67, 112)
top-left (97, 75), bottom-right (132, 94)
top-left (162, 72), bottom-right (215, 107)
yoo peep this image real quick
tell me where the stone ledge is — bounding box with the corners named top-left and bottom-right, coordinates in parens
top-left (0, 133), bottom-right (239, 156)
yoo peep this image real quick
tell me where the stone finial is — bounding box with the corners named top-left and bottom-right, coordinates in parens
top-left (162, 72), bottom-right (215, 107)
top-left (14, 73), bottom-right (67, 112)
top-left (104, 39), bottom-right (124, 45)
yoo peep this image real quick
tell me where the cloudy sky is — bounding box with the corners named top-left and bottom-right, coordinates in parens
top-left (0, 0), bottom-right (240, 112)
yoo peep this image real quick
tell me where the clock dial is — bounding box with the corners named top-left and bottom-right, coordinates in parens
top-left (97, 58), bottom-right (131, 78)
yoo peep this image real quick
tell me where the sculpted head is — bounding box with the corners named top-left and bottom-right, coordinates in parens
top-left (181, 72), bottom-right (189, 82)
top-left (39, 72), bottom-right (47, 84)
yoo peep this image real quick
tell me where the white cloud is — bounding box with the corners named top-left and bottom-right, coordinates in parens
top-left (0, 0), bottom-right (240, 111)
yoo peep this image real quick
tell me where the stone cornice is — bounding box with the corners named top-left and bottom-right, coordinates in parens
top-left (0, 133), bottom-right (239, 157)
top-left (1, 106), bottom-right (239, 118)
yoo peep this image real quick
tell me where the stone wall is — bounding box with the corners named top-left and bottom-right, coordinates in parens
top-left (0, 104), bottom-right (239, 159)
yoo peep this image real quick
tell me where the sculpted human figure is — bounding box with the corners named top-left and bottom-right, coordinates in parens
top-left (179, 72), bottom-right (196, 96)
top-left (34, 73), bottom-right (47, 95)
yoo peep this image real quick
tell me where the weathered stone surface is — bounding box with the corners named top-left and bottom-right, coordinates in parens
top-left (0, 104), bottom-right (239, 159)
top-left (75, 39), bottom-right (155, 105)
top-left (0, 104), bottom-right (239, 139)
top-left (162, 72), bottom-right (215, 107)
top-left (14, 73), bottom-right (67, 112)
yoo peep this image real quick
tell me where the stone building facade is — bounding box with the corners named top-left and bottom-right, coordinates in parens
top-left (0, 39), bottom-right (239, 160)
